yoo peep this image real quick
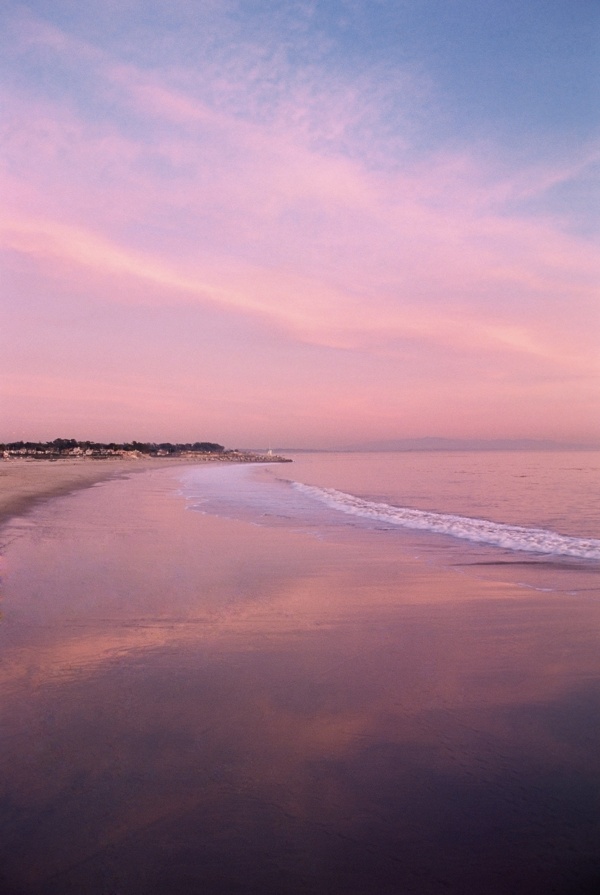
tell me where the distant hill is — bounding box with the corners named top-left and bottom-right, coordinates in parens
top-left (339, 437), bottom-right (600, 452)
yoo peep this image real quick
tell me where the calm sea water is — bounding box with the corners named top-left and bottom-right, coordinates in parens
top-left (180, 451), bottom-right (600, 587)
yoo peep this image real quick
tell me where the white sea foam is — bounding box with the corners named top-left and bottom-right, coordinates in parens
top-left (292, 482), bottom-right (600, 560)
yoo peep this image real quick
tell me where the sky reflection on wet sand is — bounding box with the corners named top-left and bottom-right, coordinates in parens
top-left (1, 469), bottom-right (599, 894)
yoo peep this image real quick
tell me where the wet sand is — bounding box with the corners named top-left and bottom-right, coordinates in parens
top-left (1, 466), bottom-right (599, 894)
top-left (0, 456), bottom-right (254, 526)
top-left (0, 458), bottom-right (172, 526)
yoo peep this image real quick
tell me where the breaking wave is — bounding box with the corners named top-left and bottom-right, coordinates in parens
top-left (292, 482), bottom-right (600, 560)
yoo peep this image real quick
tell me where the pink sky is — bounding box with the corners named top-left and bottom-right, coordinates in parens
top-left (1, 3), bottom-right (599, 447)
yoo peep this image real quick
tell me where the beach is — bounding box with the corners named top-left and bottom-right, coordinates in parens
top-left (0, 453), bottom-right (279, 527)
top-left (1, 457), bottom-right (599, 894)
top-left (0, 457), bottom-right (173, 526)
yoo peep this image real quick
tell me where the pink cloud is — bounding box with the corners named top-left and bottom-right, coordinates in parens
top-left (2, 12), bottom-right (598, 444)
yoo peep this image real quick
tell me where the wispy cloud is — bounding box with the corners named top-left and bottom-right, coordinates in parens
top-left (1, 3), bottom-right (598, 443)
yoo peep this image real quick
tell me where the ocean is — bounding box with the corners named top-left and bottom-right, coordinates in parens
top-left (0, 451), bottom-right (599, 894)
top-left (180, 450), bottom-right (600, 591)
top-left (185, 450), bottom-right (600, 542)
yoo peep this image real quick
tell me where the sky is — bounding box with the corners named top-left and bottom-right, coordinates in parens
top-left (1, 0), bottom-right (599, 449)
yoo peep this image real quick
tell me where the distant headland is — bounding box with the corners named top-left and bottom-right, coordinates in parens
top-left (1, 439), bottom-right (291, 463)
top-left (334, 437), bottom-right (600, 453)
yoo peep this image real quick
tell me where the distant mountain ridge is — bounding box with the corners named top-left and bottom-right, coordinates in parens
top-left (339, 437), bottom-right (599, 452)
top-left (273, 438), bottom-right (600, 453)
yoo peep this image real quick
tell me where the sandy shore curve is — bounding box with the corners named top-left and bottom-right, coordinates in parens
top-left (0, 458), bottom-right (181, 526)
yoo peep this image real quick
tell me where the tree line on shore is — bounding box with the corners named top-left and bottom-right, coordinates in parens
top-left (1, 438), bottom-right (225, 456)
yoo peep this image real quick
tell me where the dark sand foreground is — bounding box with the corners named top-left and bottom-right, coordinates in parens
top-left (1, 465), bottom-right (599, 894)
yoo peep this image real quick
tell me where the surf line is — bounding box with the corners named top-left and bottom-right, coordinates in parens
top-left (292, 482), bottom-right (600, 560)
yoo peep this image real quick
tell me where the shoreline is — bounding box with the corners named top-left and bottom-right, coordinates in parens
top-left (0, 455), bottom-right (276, 528)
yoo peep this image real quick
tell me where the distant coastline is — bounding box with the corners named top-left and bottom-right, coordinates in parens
top-left (1, 439), bottom-right (291, 464)
top-left (275, 438), bottom-right (600, 453)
